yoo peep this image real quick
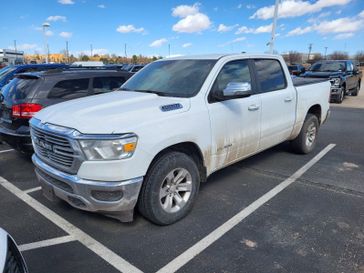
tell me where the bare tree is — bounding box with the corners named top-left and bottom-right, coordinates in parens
top-left (288, 51), bottom-right (302, 64)
top-left (354, 51), bottom-right (364, 63)
top-left (329, 51), bottom-right (349, 60)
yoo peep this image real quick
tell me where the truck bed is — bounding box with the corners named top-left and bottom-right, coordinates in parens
top-left (292, 76), bottom-right (329, 87)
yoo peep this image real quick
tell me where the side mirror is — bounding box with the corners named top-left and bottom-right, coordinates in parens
top-left (222, 82), bottom-right (252, 98)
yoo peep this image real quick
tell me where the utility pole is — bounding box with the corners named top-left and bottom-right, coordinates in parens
top-left (47, 44), bottom-right (50, 63)
top-left (269, 0), bottom-right (280, 54)
top-left (42, 22), bottom-right (50, 63)
top-left (14, 40), bottom-right (17, 53)
top-left (90, 44), bottom-right (93, 57)
top-left (168, 44), bottom-right (171, 57)
top-left (124, 43), bottom-right (127, 58)
top-left (324, 46), bottom-right (328, 60)
top-left (308, 43), bottom-right (312, 62)
top-left (66, 41), bottom-right (69, 63)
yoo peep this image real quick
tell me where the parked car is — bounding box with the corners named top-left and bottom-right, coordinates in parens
top-left (288, 64), bottom-right (306, 76)
top-left (0, 69), bottom-right (133, 153)
top-left (0, 228), bottom-right (28, 273)
top-left (302, 60), bottom-right (362, 103)
top-left (30, 54), bottom-right (330, 225)
top-left (0, 64), bottom-right (69, 90)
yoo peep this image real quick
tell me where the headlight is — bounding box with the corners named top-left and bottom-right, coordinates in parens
top-left (331, 78), bottom-right (341, 86)
top-left (79, 135), bottom-right (137, 160)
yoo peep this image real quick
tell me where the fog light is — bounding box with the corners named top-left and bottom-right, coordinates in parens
top-left (91, 190), bottom-right (123, 201)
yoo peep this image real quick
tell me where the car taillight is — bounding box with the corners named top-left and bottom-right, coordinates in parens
top-left (12, 103), bottom-right (42, 119)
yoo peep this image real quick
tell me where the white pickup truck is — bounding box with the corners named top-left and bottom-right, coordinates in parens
top-left (30, 54), bottom-right (330, 225)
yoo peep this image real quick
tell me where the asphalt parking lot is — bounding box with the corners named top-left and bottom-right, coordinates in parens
top-left (0, 90), bottom-right (363, 273)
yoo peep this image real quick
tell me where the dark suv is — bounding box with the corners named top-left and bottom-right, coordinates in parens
top-left (0, 69), bottom-right (133, 153)
top-left (303, 60), bottom-right (362, 103)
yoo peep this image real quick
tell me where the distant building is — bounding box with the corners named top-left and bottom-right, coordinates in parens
top-left (0, 49), bottom-right (24, 65)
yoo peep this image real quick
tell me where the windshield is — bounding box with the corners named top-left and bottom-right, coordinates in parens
top-left (120, 59), bottom-right (216, 97)
top-left (0, 66), bottom-right (16, 79)
top-left (310, 61), bottom-right (346, 72)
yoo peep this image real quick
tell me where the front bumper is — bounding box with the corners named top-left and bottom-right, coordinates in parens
top-left (0, 125), bottom-right (32, 153)
top-left (330, 86), bottom-right (343, 100)
top-left (32, 154), bottom-right (143, 222)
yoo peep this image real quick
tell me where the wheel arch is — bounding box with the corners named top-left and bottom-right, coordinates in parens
top-left (307, 104), bottom-right (322, 124)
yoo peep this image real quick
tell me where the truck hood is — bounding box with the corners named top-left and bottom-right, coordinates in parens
top-left (302, 71), bottom-right (343, 78)
top-left (34, 91), bottom-right (191, 134)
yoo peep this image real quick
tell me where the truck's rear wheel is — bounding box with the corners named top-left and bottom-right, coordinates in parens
top-left (291, 114), bottom-right (319, 154)
top-left (138, 151), bottom-right (200, 225)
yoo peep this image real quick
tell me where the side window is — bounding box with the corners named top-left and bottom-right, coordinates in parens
top-left (48, 78), bottom-right (89, 99)
top-left (346, 62), bottom-right (353, 72)
top-left (254, 59), bottom-right (286, 93)
top-left (211, 60), bottom-right (252, 98)
top-left (92, 77), bottom-right (126, 94)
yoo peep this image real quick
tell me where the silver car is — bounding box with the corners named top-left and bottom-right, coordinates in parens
top-left (0, 228), bottom-right (28, 273)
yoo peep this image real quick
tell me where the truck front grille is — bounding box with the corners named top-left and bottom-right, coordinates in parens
top-left (31, 127), bottom-right (75, 170)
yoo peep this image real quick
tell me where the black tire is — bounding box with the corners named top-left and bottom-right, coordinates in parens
top-left (291, 114), bottom-right (319, 154)
top-left (138, 151), bottom-right (200, 225)
top-left (351, 83), bottom-right (360, 96)
top-left (336, 88), bottom-right (344, 104)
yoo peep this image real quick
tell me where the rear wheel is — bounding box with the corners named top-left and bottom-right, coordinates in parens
top-left (351, 83), bottom-right (360, 96)
top-left (291, 114), bottom-right (319, 154)
top-left (337, 88), bottom-right (344, 103)
top-left (138, 151), bottom-right (200, 225)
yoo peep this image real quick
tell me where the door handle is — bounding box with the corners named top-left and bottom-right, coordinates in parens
top-left (248, 104), bottom-right (260, 111)
top-left (284, 97), bottom-right (293, 102)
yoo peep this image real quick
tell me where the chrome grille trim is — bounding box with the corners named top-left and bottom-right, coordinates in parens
top-left (30, 118), bottom-right (85, 174)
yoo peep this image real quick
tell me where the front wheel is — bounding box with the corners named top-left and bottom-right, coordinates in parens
top-left (138, 152), bottom-right (200, 225)
top-left (291, 114), bottom-right (319, 154)
top-left (351, 83), bottom-right (360, 96)
top-left (337, 88), bottom-right (344, 103)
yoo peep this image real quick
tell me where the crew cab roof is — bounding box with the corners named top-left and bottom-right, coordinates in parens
top-left (164, 53), bottom-right (280, 61)
top-left (15, 69), bottom-right (132, 79)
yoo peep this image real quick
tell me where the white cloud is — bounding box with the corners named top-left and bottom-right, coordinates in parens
top-left (251, 0), bottom-right (351, 20)
top-left (334, 32), bottom-right (354, 39)
top-left (58, 0), bottom-right (74, 5)
top-left (182, 43), bottom-right (192, 48)
top-left (97, 4), bottom-right (105, 8)
top-left (116, 24), bottom-right (145, 33)
top-left (237, 4), bottom-right (243, 9)
top-left (287, 26), bottom-right (313, 36)
top-left (219, 37), bottom-right (246, 47)
top-left (359, 10), bottom-right (364, 18)
top-left (235, 24), bottom-right (272, 34)
top-left (314, 17), bottom-right (363, 33)
top-left (45, 30), bottom-right (54, 36)
top-left (12, 43), bottom-right (38, 50)
top-left (59, 31), bottom-right (72, 38)
top-left (172, 3), bottom-right (200, 17)
top-left (150, 38), bottom-right (168, 48)
top-left (47, 15), bottom-right (67, 22)
top-left (246, 4), bottom-right (256, 9)
top-left (217, 24), bottom-right (238, 32)
top-left (287, 15), bottom-right (364, 36)
top-left (172, 3), bottom-right (211, 33)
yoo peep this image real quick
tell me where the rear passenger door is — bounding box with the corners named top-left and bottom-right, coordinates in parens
top-left (91, 76), bottom-right (126, 95)
top-left (254, 59), bottom-right (296, 150)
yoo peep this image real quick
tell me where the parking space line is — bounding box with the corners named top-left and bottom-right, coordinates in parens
top-left (156, 144), bottom-right (336, 273)
top-left (0, 176), bottom-right (144, 273)
top-left (0, 149), bottom-right (15, 154)
top-left (23, 186), bottom-right (42, 194)
top-left (19, 235), bottom-right (75, 252)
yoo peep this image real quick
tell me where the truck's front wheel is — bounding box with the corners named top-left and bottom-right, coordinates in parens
top-left (138, 152), bottom-right (200, 225)
top-left (291, 114), bottom-right (319, 154)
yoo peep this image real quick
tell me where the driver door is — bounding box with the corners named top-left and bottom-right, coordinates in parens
top-left (206, 59), bottom-right (261, 171)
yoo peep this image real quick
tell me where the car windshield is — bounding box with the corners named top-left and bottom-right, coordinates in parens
top-left (0, 66), bottom-right (16, 79)
top-left (1, 77), bottom-right (38, 101)
top-left (120, 59), bottom-right (216, 98)
top-left (310, 61), bottom-right (346, 72)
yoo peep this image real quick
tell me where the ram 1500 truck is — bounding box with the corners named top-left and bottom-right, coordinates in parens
top-left (30, 54), bottom-right (331, 225)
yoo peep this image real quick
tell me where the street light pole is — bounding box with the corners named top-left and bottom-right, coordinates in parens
top-left (42, 22), bottom-right (50, 63)
top-left (269, 0), bottom-right (280, 54)
top-left (324, 46), bottom-right (328, 60)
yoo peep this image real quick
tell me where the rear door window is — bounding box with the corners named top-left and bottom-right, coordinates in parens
top-left (1, 77), bottom-right (39, 101)
top-left (254, 59), bottom-right (287, 93)
top-left (48, 78), bottom-right (90, 99)
top-left (92, 77), bottom-right (126, 94)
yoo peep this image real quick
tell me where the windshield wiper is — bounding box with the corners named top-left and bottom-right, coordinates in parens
top-left (132, 89), bottom-right (170, 97)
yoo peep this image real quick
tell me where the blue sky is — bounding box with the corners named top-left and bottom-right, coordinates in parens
top-left (1, 0), bottom-right (363, 57)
